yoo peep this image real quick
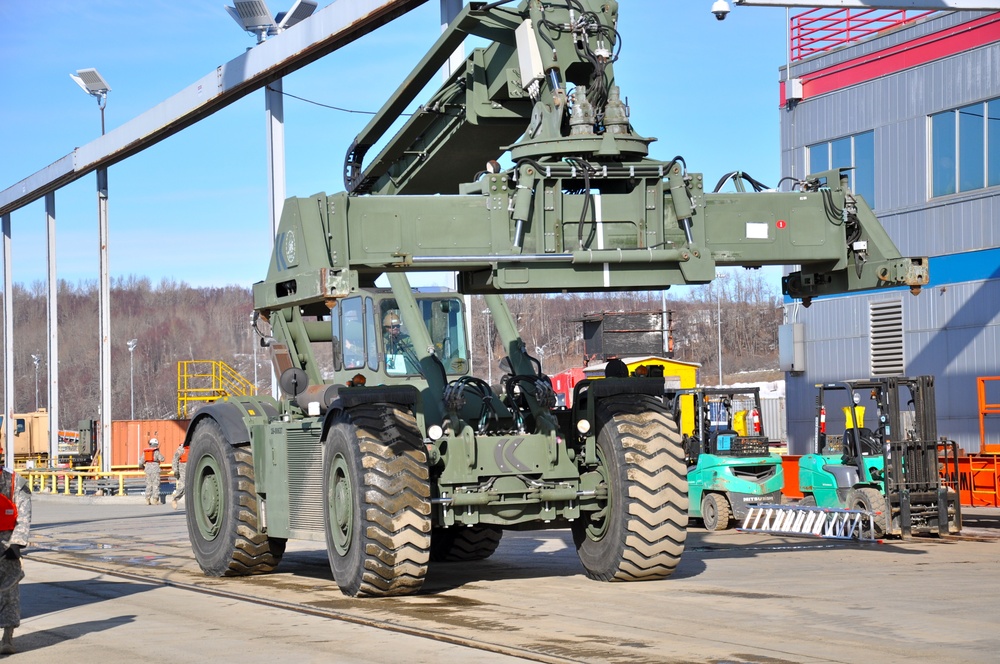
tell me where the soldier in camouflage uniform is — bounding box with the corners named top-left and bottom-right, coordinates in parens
top-left (170, 444), bottom-right (188, 510)
top-left (0, 469), bottom-right (31, 654)
top-left (141, 436), bottom-right (165, 505)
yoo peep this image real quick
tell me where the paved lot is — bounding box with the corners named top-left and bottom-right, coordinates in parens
top-left (13, 495), bottom-right (1000, 663)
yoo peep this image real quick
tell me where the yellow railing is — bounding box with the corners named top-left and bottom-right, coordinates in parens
top-left (24, 465), bottom-right (173, 497)
top-left (177, 359), bottom-right (256, 418)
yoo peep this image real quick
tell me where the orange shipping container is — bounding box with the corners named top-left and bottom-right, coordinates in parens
top-left (111, 419), bottom-right (190, 468)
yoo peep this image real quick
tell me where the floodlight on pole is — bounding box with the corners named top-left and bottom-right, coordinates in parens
top-left (226, 0), bottom-right (317, 43)
top-left (31, 354), bottom-right (41, 410)
top-left (70, 68), bottom-right (111, 135)
top-left (71, 66), bottom-right (113, 471)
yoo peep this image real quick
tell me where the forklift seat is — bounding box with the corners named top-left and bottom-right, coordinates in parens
top-left (843, 427), bottom-right (881, 457)
top-left (823, 464), bottom-right (860, 489)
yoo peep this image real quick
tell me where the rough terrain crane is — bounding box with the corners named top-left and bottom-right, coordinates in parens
top-left (181, 0), bottom-right (928, 597)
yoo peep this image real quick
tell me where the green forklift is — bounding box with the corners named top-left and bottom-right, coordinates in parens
top-left (668, 388), bottom-right (784, 531)
top-left (798, 376), bottom-right (962, 537)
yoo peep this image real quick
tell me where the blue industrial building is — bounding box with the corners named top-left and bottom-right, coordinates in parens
top-left (778, 9), bottom-right (1000, 454)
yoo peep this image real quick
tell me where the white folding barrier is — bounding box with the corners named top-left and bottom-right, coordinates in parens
top-left (740, 503), bottom-right (880, 541)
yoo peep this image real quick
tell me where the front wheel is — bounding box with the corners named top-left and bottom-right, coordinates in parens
top-left (186, 418), bottom-right (285, 576)
top-left (572, 395), bottom-right (688, 582)
top-left (323, 404), bottom-right (431, 597)
top-left (701, 493), bottom-right (732, 532)
top-left (846, 487), bottom-right (889, 537)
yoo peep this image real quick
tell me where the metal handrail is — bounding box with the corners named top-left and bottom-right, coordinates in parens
top-left (791, 9), bottom-right (936, 62)
top-left (177, 360), bottom-right (257, 418)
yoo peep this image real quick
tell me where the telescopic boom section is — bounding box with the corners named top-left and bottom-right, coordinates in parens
top-left (254, 0), bottom-right (927, 316)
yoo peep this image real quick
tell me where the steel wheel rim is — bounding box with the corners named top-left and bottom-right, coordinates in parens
top-left (584, 445), bottom-right (612, 541)
top-left (329, 453), bottom-right (353, 555)
top-left (194, 454), bottom-right (223, 541)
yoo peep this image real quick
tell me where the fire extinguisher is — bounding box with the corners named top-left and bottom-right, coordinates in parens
top-left (819, 406), bottom-right (827, 434)
top-left (751, 408), bottom-right (761, 435)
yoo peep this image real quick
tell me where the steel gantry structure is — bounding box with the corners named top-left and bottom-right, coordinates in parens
top-left (0, 0), bottom-right (451, 472)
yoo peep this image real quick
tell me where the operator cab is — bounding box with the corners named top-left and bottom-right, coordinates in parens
top-left (332, 289), bottom-right (471, 381)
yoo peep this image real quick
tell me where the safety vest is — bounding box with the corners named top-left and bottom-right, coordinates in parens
top-left (0, 473), bottom-right (18, 532)
top-left (179, 446), bottom-right (189, 464)
top-left (143, 448), bottom-right (160, 464)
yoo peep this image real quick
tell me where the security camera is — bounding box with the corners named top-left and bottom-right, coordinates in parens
top-left (711, 0), bottom-right (731, 21)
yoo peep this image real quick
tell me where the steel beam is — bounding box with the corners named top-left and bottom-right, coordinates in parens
top-left (0, 0), bottom-right (429, 217)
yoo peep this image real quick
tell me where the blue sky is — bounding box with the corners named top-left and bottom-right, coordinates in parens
top-left (1, 0), bottom-right (790, 290)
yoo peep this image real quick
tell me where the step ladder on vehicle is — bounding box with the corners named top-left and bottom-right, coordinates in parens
top-left (740, 504), bottom-right (880, 541)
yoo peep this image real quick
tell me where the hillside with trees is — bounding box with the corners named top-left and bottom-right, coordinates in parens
top-left (5, 271), bottom-right (782, 429)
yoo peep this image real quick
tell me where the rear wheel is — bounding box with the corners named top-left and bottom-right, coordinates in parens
top-left (701, 493), bottom-right (732, 532)
top-left (572, 395), bottom-right (688, 581)
top-left (186, 418), bottom-right (285, 576)
top-left (323, 404), bottom-right (431, 597)
top-left (847, 487), bottom-right (889, 537)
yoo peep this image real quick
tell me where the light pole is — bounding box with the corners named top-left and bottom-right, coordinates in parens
top-left (127, 339), bottom-right (138, 419)
top-left (716, 275), bottom-right (727, 386)
top-left (71, 66), bottom-right (113, 471)
top-left (31, 354), bottom-right (41, 410)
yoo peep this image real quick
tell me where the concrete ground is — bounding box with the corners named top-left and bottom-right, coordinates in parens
top-left (11, 494), bottom-right (1000, 663)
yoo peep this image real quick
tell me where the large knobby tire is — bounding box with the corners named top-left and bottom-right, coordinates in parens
top-left (847, 486), bottom-right (890, 537)
top-left (701, 493), bottom-right (732, 532)
top-left (430, 525), bottom-right (503, 562)
top-left (572, 394), bottom-right (688, 582)
top-left (323, 404), bottom-right (431, 597)
top-left (186, 418), bottom-right (286, 576)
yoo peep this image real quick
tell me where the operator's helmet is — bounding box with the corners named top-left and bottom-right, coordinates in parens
top-left (149, 438), bottom-right (159, 448)
top-left (383, 312), bottom-right (401, 329)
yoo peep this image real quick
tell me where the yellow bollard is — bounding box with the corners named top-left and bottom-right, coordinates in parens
top-left (118, 474), bottom-right (125, 496)
top-left (50, 473), bottom-right (57, 494)
top-left (76, 474), bottom-right (84, 496)
top-left (63, 473), bottom-right (70, 495)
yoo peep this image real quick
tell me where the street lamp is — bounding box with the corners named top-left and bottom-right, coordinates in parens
top-left (225, 0), bottom-right (317, 43)
top-left (226, 1), bottom-right (318, 246)
top-left (72, 66), bottom-right (113, 472)
top-left (31, 354), bottom-right (41, 410)
top-left (127, 339), bottom-right (138, 419)
top-left (70, 68), bottom-right (111, 135)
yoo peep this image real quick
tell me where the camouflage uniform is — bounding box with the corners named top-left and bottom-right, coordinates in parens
top-left (170, 445), bottom-right (187, 510)
top-left (142, 439), bottom-right (165, 505)
top-left (0, 470), bottom-right (31, 654)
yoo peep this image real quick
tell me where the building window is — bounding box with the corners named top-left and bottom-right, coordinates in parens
top-left (870, 299), bottom-right (903, 377)
top-left (931, 99), bottom-right (1000, 198)
top-left (807, 131), bottom-right (875, 208)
